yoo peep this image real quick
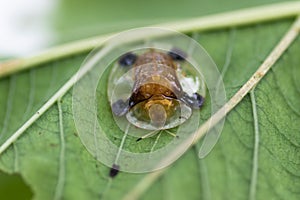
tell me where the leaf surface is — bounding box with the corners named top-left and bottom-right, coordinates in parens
top-left (0, 5), bottom-right (300, 200)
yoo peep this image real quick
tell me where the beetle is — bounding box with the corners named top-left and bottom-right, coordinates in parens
top-left (111, 49), bottom-right (205, 131)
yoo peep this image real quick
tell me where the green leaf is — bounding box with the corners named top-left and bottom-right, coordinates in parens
top-left (1, 3), bottom-right (300, 200)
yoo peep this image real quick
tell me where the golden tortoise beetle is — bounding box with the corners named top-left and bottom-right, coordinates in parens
top-left (110, 48), bottom-right (205, 131)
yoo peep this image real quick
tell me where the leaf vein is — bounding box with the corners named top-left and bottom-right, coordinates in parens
top-left (260, 143), bottom-right (300, 178)
top-left (54, 100), bottom-right (66, 200)
top-left (0, 75), bottom-right (16, 140)
top-left (249, 90), bottom-right (260, 200)
top-left (193, 146), bottom-right (211, 200)
top-left (22, 69), bottom-right (36, 121)
top-left (256, 104), bottom-right (300, 148)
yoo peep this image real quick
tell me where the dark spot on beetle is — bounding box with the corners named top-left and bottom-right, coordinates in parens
top-left (182, 92), bottom-right (205, 109)
top-left (38, 132), bottom-right (42, 135)
top-left (179, 116), bottom-right (188, 120)
top-left (168, 48), bottom-right (187, 61)
top-left (109, 164), bottom-right (120, 178)
top-left (112, 99), bottom-right (129, 116)
top-left (118, 52), bottom-right (137, 66)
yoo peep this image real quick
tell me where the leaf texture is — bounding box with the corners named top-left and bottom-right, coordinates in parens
top-left (0, 16), bottom-right (299, 200)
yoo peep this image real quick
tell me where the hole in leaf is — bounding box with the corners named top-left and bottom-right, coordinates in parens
top-left (0, 170), bottom-right (33, 200)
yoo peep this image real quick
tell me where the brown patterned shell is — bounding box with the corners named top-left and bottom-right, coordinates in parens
top-left (129, 51), bottom-right (183, 106)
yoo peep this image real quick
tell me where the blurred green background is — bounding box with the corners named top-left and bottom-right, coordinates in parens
top-left (0, 0), bottom-right (289, 57)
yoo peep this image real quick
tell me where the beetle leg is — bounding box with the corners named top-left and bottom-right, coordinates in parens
top-left (165, 129), bottom-right (179, 138)
top-left (136, 130), bottom-right (160, 142)
top-left (181, 92), bottom-right (205, 109)
top-left (118, 52), bottom-right (137, 66)
top-left (111, 99), bottom-right (129, 116)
